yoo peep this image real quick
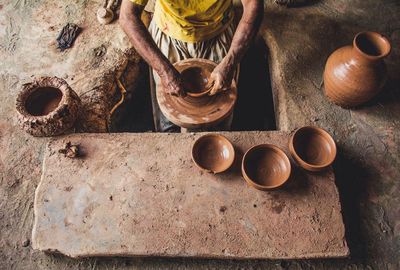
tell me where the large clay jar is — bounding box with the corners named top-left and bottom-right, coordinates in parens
top-left (324, 31), bottom-right (391, 107)
top-left (16, 77), bottom-right (81, 137)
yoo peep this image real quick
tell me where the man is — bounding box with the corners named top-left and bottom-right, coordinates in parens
top-left (120, 0), bottom-right (263, 131)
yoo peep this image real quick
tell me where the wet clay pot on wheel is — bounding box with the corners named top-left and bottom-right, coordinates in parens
top-left (289, 126), bottom-right (336, 172)
top-left (242, 144), bottom-right (291, 191)
top-left (181, 66), bottom-right (212, 97)
top-left (157, 59), bottom-right (237, 129)
top-left (192, 134), bottom-right (235, 174)
top-left (324, 31), bottom-right (391, 107)
top-left (16, 77), bottom-right (81, 137)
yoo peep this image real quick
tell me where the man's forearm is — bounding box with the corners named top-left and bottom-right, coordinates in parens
top-left (119, 1), bottom-right (175, 78)
top-left (224, 0), bottom-right (264, 67)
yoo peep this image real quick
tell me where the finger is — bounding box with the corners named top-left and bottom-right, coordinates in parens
top-left (214, 78), bottom-right (225, 95)
top-left (205, 81), bottom-right (214, 91)
top-left (209, 83), bottom-right (220, 96)
top-left (208, 81), bottom-right (217, 96)
top-left (221, 81), bottom-right (232, 92)
top-left (220, 86), bottom-right (230, 92)
top-left (213, 77), bottom-right (226, 95)
top-left (205, 75), bottom-right (215, 90)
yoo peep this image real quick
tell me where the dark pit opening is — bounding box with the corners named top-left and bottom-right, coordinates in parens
top-left (231, 37), bottom-right (276, 131)
top-left (355, 32), bottom-right (389, 57)
top-left (117, 37), bottom-right (276, 132)
top-left (25, 87), bottom-right (62, 116)
top-left (114, 62), bottom-right (155, 132)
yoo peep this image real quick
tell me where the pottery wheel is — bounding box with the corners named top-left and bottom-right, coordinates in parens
top-left (157, 59), bottom-right (237, 129)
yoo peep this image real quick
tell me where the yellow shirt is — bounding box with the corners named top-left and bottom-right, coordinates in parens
top-left (130, 0), bottom-right (234, 43)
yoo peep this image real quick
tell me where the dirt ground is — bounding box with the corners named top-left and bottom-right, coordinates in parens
top-left (1, 0), bottom-right (399, 269)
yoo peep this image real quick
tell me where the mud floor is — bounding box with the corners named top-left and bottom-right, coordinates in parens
top-left (1, 0), bottom-right (400, 269)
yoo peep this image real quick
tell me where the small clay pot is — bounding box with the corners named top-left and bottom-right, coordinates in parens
top-left (97, 0), bottom-right (116, 25)
top-left (97, 7), bottom-right (114, 25)
top-left (192, 134), bottom-right (235, 173)
top-left (181, 65), bottom-right (212, 97)
top-left (16, 77), bottom-right (81, 137)
top-left (241, 144), bottom-right (291, 191)
top-left (289, 126), bottom-right (336, 172)
top-left (324, 31), bottom-right (391, 107)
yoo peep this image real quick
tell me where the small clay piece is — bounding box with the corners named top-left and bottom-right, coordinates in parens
top-left (157, 59), bottom-right (237, 129)
top-left (289, 126), bottom-right (336, 172)
top-left (97, 0), bottom-right (116, 25)
top-left (192, 134), bottom-right (235, 174)
top-left (241, 144), bottom-right (291, 191)
top-left (58, 141), bottom-right (80, 158)
top-left (324, 31), bottom-right (391, 107)
top-left (181, 66), bottom-right (212, 97)
top-left (16, 77), bottom-right (81, 137)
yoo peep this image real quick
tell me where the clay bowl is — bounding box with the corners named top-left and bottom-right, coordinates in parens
top-left (16, 77), bottom-right (81, 137)
top-left (192, 134), bottom-right (235, 173)
top-left (242, 144), bottom-right (291, 191)
top-left (181, 65), bottom-right (212, 97)
top-left (289, 126), bottom-right (337, 172)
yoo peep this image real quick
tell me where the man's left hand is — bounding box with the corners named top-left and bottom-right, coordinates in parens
top-left (207, 58), bottom-right (235, 96)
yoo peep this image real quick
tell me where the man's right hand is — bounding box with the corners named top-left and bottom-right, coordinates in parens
top-left (160, 69), bottom-right (185, 97)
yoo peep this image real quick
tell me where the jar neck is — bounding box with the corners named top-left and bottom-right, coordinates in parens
top-left (352, 31), bottom-right (391, 64)
top-left (351, 45), bottom-right (383, 64)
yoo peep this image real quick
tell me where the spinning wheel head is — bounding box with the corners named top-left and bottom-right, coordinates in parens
top-left (156, 59), bottom-right (237, 129)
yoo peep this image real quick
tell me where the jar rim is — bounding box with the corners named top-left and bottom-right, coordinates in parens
top-left (353, 31), bottom-right (391, 60)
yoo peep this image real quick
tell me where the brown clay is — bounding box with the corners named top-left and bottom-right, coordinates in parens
top-left (58, 141), bottom-right (80, 158)
top-left (97, 0), bottom-right (116, 25)
top-left (25, 87), bottom-right (63, 116)
top-left (157, 59), bottom-right (237, 129)
top-left (181, 66), bottom-right (211, 97)
top-left (241, 144), bottom-right (291, 191)
top-left (191, 134), bottom-right (235, 174)
top-left (16, 77), bottom-right (81, 137)
top-left (97, 7), bottom-right (114, 25)
top-left (323, 31), bottom-right (391, 107)
top-left (289, 126), bottom-right (336, 172)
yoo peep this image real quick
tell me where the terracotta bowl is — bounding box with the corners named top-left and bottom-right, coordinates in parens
top-left (192, 134), bottom-right (235, 173)
top-left (181, 65), bottom-right (212, 97)
top-left (16, 77), bottom-right (81, 137)
top-left (242, 144), bottom-right (291, 191)
top-left (289, 126), bottom-right (337, 172)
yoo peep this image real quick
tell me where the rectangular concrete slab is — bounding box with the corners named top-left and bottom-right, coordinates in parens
top-left (32, 132), bottom-right (349, 259)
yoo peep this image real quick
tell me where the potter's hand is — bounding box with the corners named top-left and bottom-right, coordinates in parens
top-left (160, 69), bottom-right (185, 97)
top-left (207, 60), bottom-right (235, 96)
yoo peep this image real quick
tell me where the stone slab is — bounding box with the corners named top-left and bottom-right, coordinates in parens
top-left (32, 132), bottom-right (349, 259)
